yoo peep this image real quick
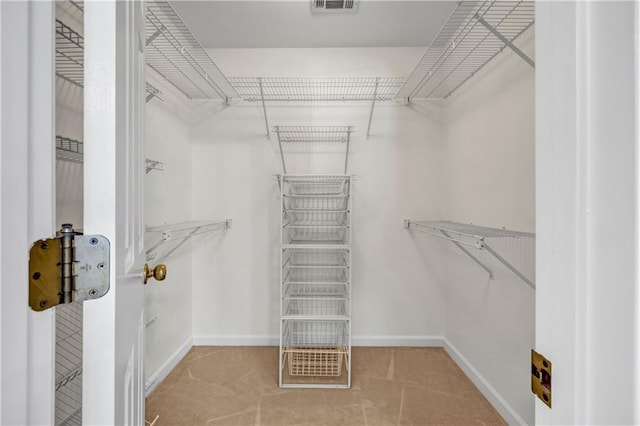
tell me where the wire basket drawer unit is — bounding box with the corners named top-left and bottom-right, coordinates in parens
top-left (283, 298), bottom-right (348, 318)
top-left (282, 319), bottom-right (349, 377)
top-left (284, 175), bottom-right (350, 196)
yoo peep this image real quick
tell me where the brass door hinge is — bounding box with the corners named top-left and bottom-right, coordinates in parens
top-left (29, 224), bottom-right (110, 311)
top-left (531, 349), bottom-right (552, 408)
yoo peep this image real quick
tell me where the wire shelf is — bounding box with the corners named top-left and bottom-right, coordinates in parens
top-left (230, 77), bottom-right (405, 102)
top-left (398, 1), bottom-right (534, 100)
top-left (283, 319), bottom-right (349, 347)
top-left (146, 219), bottom-right (231, 262)
top-left (274, 126), bottom-right (353, 143)
top-left (405, 219), bottom-right (535, 288)
top-left (284, 283), bottom-right (348, 299)
top-left (56, 19), bottom-right (84, 88)
top-left (285, 347), bottom-right (347, 377)
top-left (145, 1), bottom-right (239, 101)
top-left (283, 267), bottom-right (349, 285)
top-left (283, 299), bottom-right (348, 317)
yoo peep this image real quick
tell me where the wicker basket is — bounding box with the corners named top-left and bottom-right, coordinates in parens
top-left (285, 346), bottom-right (347, 377)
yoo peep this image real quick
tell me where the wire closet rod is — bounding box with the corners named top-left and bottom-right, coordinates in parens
top-left (404, 220), bottom-right (535, 289)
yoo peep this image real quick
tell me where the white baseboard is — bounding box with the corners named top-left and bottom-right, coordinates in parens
top-left (145, 337), bottom-right (193, 397)
top-left (193, 335), bottom-right (279, 346)
top-left (192, 335), bottom-right (444, 347)
top-left (352, 335), bottom-right (444, 347)
top-left (443, 338), bottom-right (527, 426)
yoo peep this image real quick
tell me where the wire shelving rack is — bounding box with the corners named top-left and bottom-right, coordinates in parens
top-left (404, 220), bottom-right (535, 289)
top-left (279, 175), bottom-right (352, 388)
top-left (145, 1), bottom-right (239, 102)
top-left (397, 1), bottom-right (534, 101)
top-left (145, 219), bottom-right (232, 263)
top-left (230, 77), bottom-right (404, 138)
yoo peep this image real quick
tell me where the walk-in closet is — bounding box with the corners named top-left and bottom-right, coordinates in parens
top-left (53, 0), bottom-right (536, 424)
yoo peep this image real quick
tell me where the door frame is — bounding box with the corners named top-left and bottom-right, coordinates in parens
top-left (536, 2), bottom-right (640, 424)
top-left (0, 1), bottom-right (56, 424)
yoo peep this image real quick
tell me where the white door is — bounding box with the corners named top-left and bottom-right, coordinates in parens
top-left (0, 1), bottom-right (56, 424)
top-left (82, 1), bottom-right (147, 424)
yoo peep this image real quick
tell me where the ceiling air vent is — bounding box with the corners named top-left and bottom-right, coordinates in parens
top-left (311, 0), bottom-right (359, 13)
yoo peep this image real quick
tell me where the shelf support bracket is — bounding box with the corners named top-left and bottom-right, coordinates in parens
top-left (259, 77), bottom-right (270, 139)
top-left (482, 242), bottom-right (535, 289)
top-left (146, 25), bottom-right (165, 47)
top-left (366, 78), bottom-right (379, 139)
top-left (474, 14), bottom-right (535, 68)
top-left (440, 230), bottom-right (494, 280)
top-left (275, 126), bottom-right (287, 174)
top-left (344, 127), bottom-right (352, 174)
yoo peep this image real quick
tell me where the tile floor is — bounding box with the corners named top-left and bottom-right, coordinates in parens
top-left (145, 347), bottom-right (506, 426)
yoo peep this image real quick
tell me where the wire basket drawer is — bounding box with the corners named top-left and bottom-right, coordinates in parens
top-left (284, 195), bottom-right (349, 211)
top-left (283, 319), bottom-right (349, 347)
top-left (284, 210), bottom-right (349, 226)
top-left (283, 227), bottom-right (349, 245)
top-left (284, 176), bottom-right (350, 196)
top-left (283, 268), bottom-right (348, 284)
top-left (285, 347), bottom-right (347, 377)
top-left (283, 248), bottom-right (349, 267)
top-left (284, 283), bottom-right (349, 298)
top-left (283, 298), bottom-right (348, 317)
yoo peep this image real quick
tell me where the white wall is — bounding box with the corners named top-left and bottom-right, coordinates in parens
top-left (189, 47), bottom-right (445, 344)
top-left (439, 28), bottom-right (535, 425)
top-left (143, 72), bottom-right (195, 387)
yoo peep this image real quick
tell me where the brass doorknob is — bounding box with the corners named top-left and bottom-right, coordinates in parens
top-left (144, 263), bottom-right (167, 284)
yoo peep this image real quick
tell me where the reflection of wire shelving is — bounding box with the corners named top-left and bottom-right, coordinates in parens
top-left (404, 220), bottom-right (535, 289)
top-left (56, 19), bottom-right (84, 88)
top-left (145, 159), bottom-right (164, 174)
top-left (145, 82), bottom-right (164, 103)
top-left (55, 302), bottom-right (83, 426)
top-left (146, 219), bottom-right (231, 263)
top-left (398, 1), bottom-right (534, 101)
top-left (145, 1), bottom-right (239, 102)
top-left (274, 126), bottom-right (354, 174)
top-left (56, 136), bottom-right (84, 163)
top-left (230, 77), bottom-right (404, 138)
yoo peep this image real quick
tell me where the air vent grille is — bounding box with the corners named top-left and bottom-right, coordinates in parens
top-left (311, 0), bottom-right (359, 12)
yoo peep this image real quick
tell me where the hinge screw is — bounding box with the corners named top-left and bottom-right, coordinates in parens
top-left (89, 237), bottom-right (99, 245)
top-left (39, 300), bottom-right (47, 308)
top-left (88, 289), bottom-right (98, 297)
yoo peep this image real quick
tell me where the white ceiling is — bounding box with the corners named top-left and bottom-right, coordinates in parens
top-left (171, 1), bottom-right (457, 49)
